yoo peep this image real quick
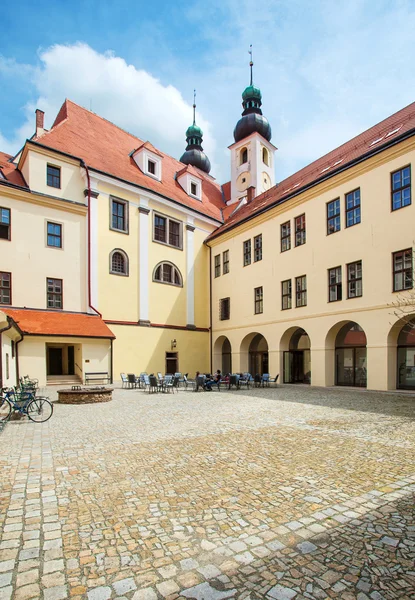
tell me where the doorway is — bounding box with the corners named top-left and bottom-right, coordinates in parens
top-left (335, 322), bottom-right (367, 388)
top-left (166, 352), bottom-right (178, 374)
top-left (282, 328), bottom-right (311, 383)
top-left (248, 334), bottom-right (268, 375)
top-left (48, 347), bottom-right (63, 375)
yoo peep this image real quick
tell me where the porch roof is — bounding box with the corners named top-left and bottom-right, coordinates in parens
top-left (2, 309), bottom-right (115, 339)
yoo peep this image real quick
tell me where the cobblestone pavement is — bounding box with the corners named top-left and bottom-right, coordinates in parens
top-left (0, 385), bottom-right (414, 600)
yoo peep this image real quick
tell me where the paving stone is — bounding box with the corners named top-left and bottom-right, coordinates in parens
top-left (182, 582), bottom-right (237, 599)
top-left (267, 584), bottom-right (297, 599)
top-left (43, 586), bottom-right (68, 600)
top-left (197, 564), bottom-right (222, 579)
top-left (296, 541), bottom-right (317, 554)
top-left (87, 587), bottom-right (112, 600)
top-left (156, 579), bottom-right (180, 597)
top-left (0, 574), bottom-right (12, 589)
top-left (112, 578), bottom-right (137, 595)
top-left (132, 590), bottom-right (158, 600)
top-left (0, 587), bottom-right (12, 600)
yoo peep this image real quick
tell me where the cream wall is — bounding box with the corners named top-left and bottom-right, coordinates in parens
top-left (210, 139), bottom-right (415, 390)
top-left (111, 325), bottom-right (209, 379)
top-left (0, 187), bottom-right (87, 312)
top-left (18, 337), bottom-right (111, 387)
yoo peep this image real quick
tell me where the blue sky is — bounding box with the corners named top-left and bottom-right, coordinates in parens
top-left (1, 0), bottom-right (415, 183)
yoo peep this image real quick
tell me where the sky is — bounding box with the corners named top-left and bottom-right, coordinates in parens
top-left (1, 0), bottom-right (415, 184)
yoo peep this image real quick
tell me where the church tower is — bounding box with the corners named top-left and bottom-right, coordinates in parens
top-left (229, 49), bottom-right (276, 205)
top-left (180, 91), bottom-right (211, 174)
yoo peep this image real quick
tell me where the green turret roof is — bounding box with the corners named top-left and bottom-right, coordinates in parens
top-left (186, 123), bottom-right (203, 138)
top-left (242, 85), bottom-right (262, 101)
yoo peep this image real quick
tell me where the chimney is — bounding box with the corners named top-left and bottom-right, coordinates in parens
top-left (35, 109), bottom-right (45, 136)
top-left (247, 185), bottom-right (256, 203)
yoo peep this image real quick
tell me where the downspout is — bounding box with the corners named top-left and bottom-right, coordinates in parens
top-left (81, 159), bottom-right (102, 318)
top-left (0, 320), bottom-right (12, 388)
top-left (110, 338), bottom-right (113, 384)
top-left (15, 328), bottom-right (24, 383)
top-left (209, 245), bottom-right (213, 374)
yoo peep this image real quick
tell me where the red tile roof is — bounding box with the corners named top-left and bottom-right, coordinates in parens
top-left (208, 101), bottom-right (415, 241)
top-left (3, 309), bottom-right (115, 339)
top-left (0, 152), bottom-right (27, 189)
top-left (35, 100), bottom-right (224, 222)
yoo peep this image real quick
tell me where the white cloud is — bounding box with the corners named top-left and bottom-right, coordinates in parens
top-left (0, 43), bottom-right (218, 172)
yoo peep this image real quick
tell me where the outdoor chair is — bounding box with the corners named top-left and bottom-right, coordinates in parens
top-left (228, 374), bottom-right (239, 390)
top-left (262, 373), bottom-right (270, 387)
top-left (194, 375), bottom-right (206, 391)
top-left (120, 373), bottom-right (128, 388)
top-left (142, 374), bottom-right (150, 391)
top-left (149, 375), bottom-right (160, 393)
top-left (269, 374), bottom-right (279, 385)
top-left (238, 374), bottom-right (250, 389)
top-left (127, 373), bottom-right (137, 388)
top-left (165, 376), bottom-right (180, 393)
top-left (254, 374), bottom-right (262, 387)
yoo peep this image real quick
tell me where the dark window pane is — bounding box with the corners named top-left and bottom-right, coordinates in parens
top-left (154, 215), bottom-right (167, 242)
top-left (391, 166), bottom-right (411, 211)
top-left (47, 165), bottom-right (61, 188)
top-left (169, 221), bottom-right (180, 247)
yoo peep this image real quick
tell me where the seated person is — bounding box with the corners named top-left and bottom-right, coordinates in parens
top-left (205, 369), bottom-right (221, 390)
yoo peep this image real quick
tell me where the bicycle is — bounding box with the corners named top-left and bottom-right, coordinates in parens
top-left (0, 387), bottom-right (53, 423)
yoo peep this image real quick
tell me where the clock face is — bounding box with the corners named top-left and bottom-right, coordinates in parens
top-left (236, 171), bottom-right (251, 192)
top-left (262, 172), bottom-right (271, 191)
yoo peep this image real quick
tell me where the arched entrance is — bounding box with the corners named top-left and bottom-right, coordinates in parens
top-left (249, 334), bottom-right (269, 375)
top-left (282, 328), bottom-right (311, 384)
top-left (397, 319), bottom-right (415, 389)
top-left (335, 322), bottom-right (367, 387)
top-left (213, 336), bottom-right (232, 375)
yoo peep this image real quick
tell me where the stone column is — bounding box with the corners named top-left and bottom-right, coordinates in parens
top-left (186, 222), bottom-right (195, 328)
top-left (138, 203), bottom-right (150, 325)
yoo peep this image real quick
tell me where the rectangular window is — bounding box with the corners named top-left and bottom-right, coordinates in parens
top-left (47, 164), bottom-right (61, 188)
top-left (295, 275), bottom-right (307, 307)
top-left (220, 297), bottom-right (230, 321)
top-left (281, 279), bottom-right (292, 310)
top-left (254, 234), bottom-right (262, 262)
top-left (168, 220), bottom-right (180, 247)
top-left (243, 239), bottom-right (251, 266)
top-left (281, 221), bottom-right (291, 252)
top-left (391, 166), bottom-right (411, 211)
top-left (47, 277), bottom-right (63, 309)
top-left (0, 272), bottom-right (11, 305)
top-left (295, 214), bottom-right (306, 246)
top-left (345, 188), bottom-right (361, 227)
top-left (393, 249), bottom-right (413, 292)
top-left (47, 222), bottom-right (62, 248)
top-left (111, 198), bottom-right (128, 233)
top-left (347, 261), bottom-right (362, 298)
top-left (328, 266), bottom-right (342, 302)
top-left (327, 198), bottom-right (340, 234)
top-left (148, 159), bottom-right (156, 175)
top-left (223, 250), bottom-right (229, 274)
top-left (153, 214), bottom-right (182, 249)
top-left (0, 207), bottom-right (11, 240)
top-left (254, 286), bottom-right (263, 314)
top-left (154, 214), bottom-right (167, 242)
top-left (214, 254), bottom-right (221, 278)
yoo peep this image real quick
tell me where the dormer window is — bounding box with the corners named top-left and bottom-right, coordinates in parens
top-left (147, 160), bottom-right (156, 175)
top-left (132, 143), bottom-right (163, 181)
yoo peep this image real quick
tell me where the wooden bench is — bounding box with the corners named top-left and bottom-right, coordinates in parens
top-left (84, 372), bottom-right (111, 385)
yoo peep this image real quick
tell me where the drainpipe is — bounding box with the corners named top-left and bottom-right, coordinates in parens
top-left (15, 328), bottom-right (24, 383)
top-left (0, 320), bottom-right (12, 388)
top-left (110, 338), bottom-right (113, 384)
top-left (209, 245), bottom-right (213, 374)
top-left (81, 159), bottom-right (102, 318)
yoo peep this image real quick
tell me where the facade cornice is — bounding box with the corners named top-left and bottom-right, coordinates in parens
top-left (0, 184), bottom-right (87, 215)
top-left (207, 135), bottom-right (415, 246)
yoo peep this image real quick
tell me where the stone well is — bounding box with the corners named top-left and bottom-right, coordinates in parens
top-left (57, 387), bottom-right (113, 404)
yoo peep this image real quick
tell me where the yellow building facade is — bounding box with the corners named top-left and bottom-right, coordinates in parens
top-left (1, 89), bottom-right (415, 392)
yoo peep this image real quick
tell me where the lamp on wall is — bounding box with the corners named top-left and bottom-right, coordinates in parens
top-left (171, 339), bottom-right (177, 350)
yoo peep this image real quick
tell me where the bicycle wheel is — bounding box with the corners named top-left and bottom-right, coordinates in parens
top-left (27, 398), bottom-right (53, 423)
top-left (0, 397), bottom-right (12, 421)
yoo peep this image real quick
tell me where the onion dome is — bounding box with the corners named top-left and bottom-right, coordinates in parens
top-left (233, 49), bottom-right (272, 143)
top-left (180, 91), bottom-right (211, 174)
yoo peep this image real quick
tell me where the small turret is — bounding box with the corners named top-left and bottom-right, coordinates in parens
top-left (180, 91), bottom-right (211, 174)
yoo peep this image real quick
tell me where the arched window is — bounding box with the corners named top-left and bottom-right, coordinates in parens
top-left (262, 147), bottom-right (269, 166)
top-left (109, 249), bottom-right (129, 276)
top-left (240, 147), bottom-right (248, 165)
top-left (153, 262), bottom-right (182, 287)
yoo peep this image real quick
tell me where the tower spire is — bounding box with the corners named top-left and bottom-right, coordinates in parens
top-left (193, 89), bottom-right (196, 125)
top-left (249, 44), bottom-right (253, 86)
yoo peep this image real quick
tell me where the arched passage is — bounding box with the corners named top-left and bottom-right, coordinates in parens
top-left (394, 317), bottom-right (415, 389)
top-left (280, 327), bottom-right (311, 384)
top-left (240, 332), bottom-right (268, 375)
top-left (213, 336), bottom-right (232, 375)
top-left (334, 321), bottom-right (367, 387)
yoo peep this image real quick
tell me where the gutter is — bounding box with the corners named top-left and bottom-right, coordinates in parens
top-left (81, 160), bottom-right (102, 318)
top-left (206, 126), bottom-right (415, 244)
top-left (0, 320), bottom-right (12, 388)
top-left (209, 246), bottom-right (213, 373)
